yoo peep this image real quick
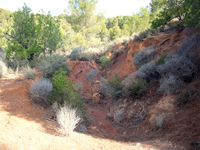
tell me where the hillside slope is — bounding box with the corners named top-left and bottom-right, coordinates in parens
top-left (0, 28), bottom-right (199, 150)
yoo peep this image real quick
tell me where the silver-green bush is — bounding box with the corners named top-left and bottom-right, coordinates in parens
top-left (133, 46), bottom-right (157, 69)
top-left (137, 61), bottom-right (160, 82)
top-left (30, 77), bottom-right (52, 107)
top-left (38, 54), bottom-right (70, 78)
top-left (177, 36), bottom-right (200, 69)
top-left (86, 69), bottom-right (99, 84)
top-left (157, 54), bottom-right (197, 82)
top-left (158, 74), bottom-right (183, 94)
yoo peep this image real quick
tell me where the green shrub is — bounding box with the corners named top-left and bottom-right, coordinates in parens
top-left (128, 78), bottom-right (147, 98)
top-left (38, 54), bottom-right (71, 78)
top-left (156, 52), bottom-right (168, 66)
top-left (50, 69), bottom-right (84, 115)
top-left (177, 89), bottom-right (193, 107)
top-left (101, 75), bottom-right (125, 101)
top-left (99, 55), bottom-right (110, 68)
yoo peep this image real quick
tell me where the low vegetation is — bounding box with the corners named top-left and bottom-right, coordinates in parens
top-left (177, 89), bottom-right (193, 107)
top-left (177, 36), bottom-right (200, 69)
top-left (50, 69), bottom-right (84, 116)
top-left (133, 46), bottom-right (157, 69)
top-left (22, 65), bottom-right (36, 79)
top-left (137, 61), bottom-right (159, 83)
top-left (155, 52), bottom-right (168, 66)
top-left (56, 105), bottom-right (82, 135)
top-left (38, 54), bottom-right (71, 78)
top-left (99, 55), bottom-right (110, 68)
top-left (156, 115), bottom-right (163, 128)
top-left (101, 75), bottom-right (125, 101)
top-left (86, 69), bottom-right (99, 84)
top-left (128, 78), bottom-right (147, 98)
top-left (158, 74), bottom-right (183, 94)
top-left (157, 54), bottom-right (197, 82)
top-left (30, 77), bottom-right (53, 107)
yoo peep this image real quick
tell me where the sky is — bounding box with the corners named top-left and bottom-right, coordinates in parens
top-left (0, 0), bottom-right (151, 18)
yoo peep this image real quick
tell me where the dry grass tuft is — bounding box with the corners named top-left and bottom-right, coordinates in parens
top-left (56, 105), bottom-right (82, 135)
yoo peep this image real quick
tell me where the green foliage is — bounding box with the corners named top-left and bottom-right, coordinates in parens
top-left (1, 1), bottom-right (153, 59)
top-left (0, 8), bottom-right (12, 49)
top-left (128, 78), bottom-right (147, 98)
top-left (136, 7), bottom-right (150, 32)
top-left (177, 89), bottom-right (193, 107)
top-left (103, 75), bottom-right (125, 101)
top-left (184, 0), bottom-right (200, 29)
top-left (39, 54), bottom-right (71, 78)
top-left (36, 12), bottom-right (62, 55)
top-left (156, 52), bottom-right (168, 66)
top-left (151, 9), bottom-right (173, 29)
top-left (121, 23), bottom-right (130, 36)
top-left (99, 55), bottom-right (110, 68)
top-left (149, 0), bottom-right (165, 22)
top-left (4, 4), bottom-right (62, 63)
top-left (5, 4), bottom-right (39, 61)
top-left (98, 23), bottom-right (109, 41)
top-left (68, 0), bottom-right (98, 29)
top-left (106, 17), bottom-right (118, 29)
top-left (50, 69), bottom-right (83, 112)
top-left (150, 0), bottom-right (200, 30)
top-left (109, 26), bottom-right (121, 40)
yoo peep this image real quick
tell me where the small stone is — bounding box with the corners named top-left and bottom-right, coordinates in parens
top-left (136, 143), bottom-right (141, 146)
top-left (92, 93), bottom-right (101, 103)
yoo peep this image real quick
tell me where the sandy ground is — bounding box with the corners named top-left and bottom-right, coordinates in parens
top-left (0, 75), bottom-right (164, 150)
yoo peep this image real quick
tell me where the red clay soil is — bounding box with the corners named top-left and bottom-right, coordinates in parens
top-left (107, 29), bottom-right (186, 79)
top-left (0, 29), bottom-right (199, 149)
top-left (68, 60), bottom-right (102, 98)
top-left (68, 60), bottom-right (118, 138)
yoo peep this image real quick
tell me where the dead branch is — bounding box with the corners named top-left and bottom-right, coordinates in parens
top-left (76, 70), bottom-right (83, 79)
top-left (159, 38), bottom-right (170, 46)
top-left (133, 102), bottom-right (147, 124)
